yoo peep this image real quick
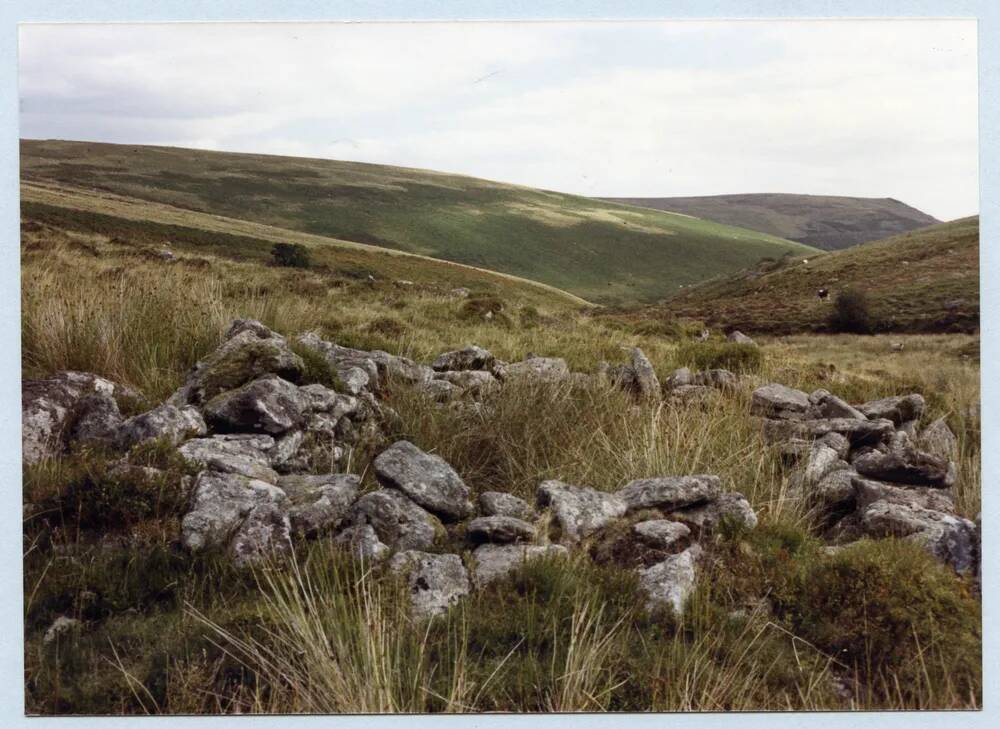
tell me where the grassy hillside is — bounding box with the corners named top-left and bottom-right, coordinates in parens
top-left (602, 193), bottom-right (940, 251)
top-left (20, 139), bottom-right (816, 304)
top-left (605, 217), bottom-right (979, 335)
top-left (21, 203), bottom-right (981, 713)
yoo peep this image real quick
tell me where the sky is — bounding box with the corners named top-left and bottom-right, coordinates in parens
top-left (18, 20), bottom-right (978, 220)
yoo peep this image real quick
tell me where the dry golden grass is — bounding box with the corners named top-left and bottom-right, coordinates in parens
top-left (21, 218), bottom-right (981, 714)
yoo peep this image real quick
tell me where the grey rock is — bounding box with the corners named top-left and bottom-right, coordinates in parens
top-left (804, 443), bottom-right (850, 487)
top-left (633, 519), bottom-right (691, 549)
top-left (68, 394), bottom-right (124, 449)
top-left (664, 367), bottom-right (694, 389)
top-left (269, 430), bottom-right (305, 471)
top-left (762, 417), bottom-right (895, 448)
top-left (471, 543), bottom-right (569, 587)
top-left (609, 347), bottom-right (661, 399)
top-left (693, 369), bottom-right (738, 390)
top-left (479, 491), bottom-right (534, 520)
top-left (117, 403), bottom-right (207, 450)
top-left (373, 440), bottom-right (473, 521)
top-left (296, 332), bottom-right (380, 391)
top-left (671, 491), bottom-right (758, 532)
top-left (432, 345), bottom-right (496, 372)
top-left (417, 378), bottom-right (464, 403)
top-left (727, 330), bottom-right (756, 345)
top-left (920, 418), bottom-right (959, 461)
top-left (347, 489), bottom-right (442, 552)
top-left (229, 503), bottom-right (291, 568)
top-left (817, 431), bottom-right (851, 459)
top-left (181, 470), bottom-right (286, 552)
top-left (369, 350), bottom-right (434, 386)
top-left (22, 371), bottom-right (137, 464)
top-left (506, 357), bottom-right (570, 383)
top-left (853, 440), bottom-right (954, 487)
top-left (43, 616), bottom-right (81, 645)
top-left (807, 468), bottom-right (859, 514)
top-left (858, 394), bottom-right (926, 425)
top-left (279, 473), bottom-right (360, 536)
top-left (334, 524), bottom-right (390, 562)
top-left (861, 501), bottom-right (977, 574)
top-left (751, 384), bottom-right (811, 419)
top-left (809, 390), bottom-right (866, 420)
top-left (202, 374), bottom-right (307, 434)
top-left (537, 480), bottom-right (627, 543)
top-left (433, 370), bottom-right (499, 398)
top-left (667, 384), bottom-right (712, 403)
top-left (637, 545), bottom-right (702, 614)
top-left (389, 551), bottom-right (471, 618)
top-left (178, 435), bottom-right (279, 482)
top-left (467, 515), bottom-right (536, 544)
top-left (617, 475), bottom-right (721, 512)
top-left (851, 476), bottom-right (955, 514)
top-left (170, 324), bottom-right (304, 405)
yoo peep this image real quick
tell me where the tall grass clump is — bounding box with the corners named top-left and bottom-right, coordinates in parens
top-left (675, 341), bottom-right (763, 374)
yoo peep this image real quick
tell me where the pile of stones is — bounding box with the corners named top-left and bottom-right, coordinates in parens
top-left (752, 383), bottom-right (979, 576)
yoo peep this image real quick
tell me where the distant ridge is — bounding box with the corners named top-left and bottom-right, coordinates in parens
top-left (20, 139), bottom-right (816, 305)
top-left (601, 193), bottom-right (941, 251)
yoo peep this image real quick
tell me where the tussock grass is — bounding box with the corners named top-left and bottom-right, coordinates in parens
top-left (21, 216), bottom-right (981, 713)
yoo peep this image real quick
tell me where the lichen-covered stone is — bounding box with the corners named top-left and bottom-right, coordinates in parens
top-left (637, 545), bottom-right (702, 614)
top-left (373, 440), bottom-right (473, 521)
top-left (181, 471), bottom-right (286, 552)
top-left (279, 473), bottom-right (360, 536)
top-left (117, 403), bottom-right (207, 450)
top-left (432, 345), bottom-right (496, 373)
top-left (389, 551), bottom-right (471, 618)
top-left (178, 435), bottom-right (279, 482)
top-left (751, 384), bottom-right (811, 419)
top-left (466, 515), bottom-right (536, 544)
top-left (471, 543), bottom-right (569, 587)
top-left (202, 374), bottom-right (307, 434)
top-left (858, 394), bottom-right (926, 425)
top-left (537, 480), bottom-right (626, 543)
top-left (617, 475), bottom-right (721, 512)
top-left (479, 491), bottom-right (534, 520)
top-left (347, 489), bottom-right (443, 552)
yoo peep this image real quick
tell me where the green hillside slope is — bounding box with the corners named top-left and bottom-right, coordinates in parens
top-left (606, 217), bottom-right (979, 334)
top-left (20, 139), bottom-right (815, 304)
top-left (602, 193), bottom-right (940, 251)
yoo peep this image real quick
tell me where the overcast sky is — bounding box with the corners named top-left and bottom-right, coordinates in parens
top-left (19, 20), bottom-right (978, 220)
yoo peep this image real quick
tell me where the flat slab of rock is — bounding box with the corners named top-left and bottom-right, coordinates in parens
top-left (537, 480), bottom-right (627, 543)
top-left (727, 331), bottom-right (755, 345)
top-left (617, 475), bottom-right (721, 512)
top-left (347, 489), bottom-right (442, 552)
top-left (633, 520), bottom-right (691, 549)
top-left (664, 367), bottom-right (694, 389)
top-left (279, 473), bottom-right (360, 536)
top-left (479, 491), bottom-right (534, 520)
top-left (202, 374), bottom-right (307, 434)
top-left (178, 435), bottom-right (279, 482)
top-left (809, 390), bottom-right (866, 420)
top-left (858, 394), bottom-right (926, 425)
top-left (432, 345), bottom-right (496, 372)
top-left (181, 471), bottom-right (286, 552)
top-left (117, 403), bottom-right (207, 450)
top-left (853, 442), bottom-right (955, 487)
top-left (467, 515), bottom-right (536, 544)
top-left (471, 543), bottom-right (569, 587)
top-left (433, 370), bottom-right (499, 398)
top-left (671, 491), bottom-right (758, 532)
top-left (762, 417), bottom-right (895, 448)
top-left (373, 440), bottom-right (473, 520)
top-left (389, 551), bottom-right (471, 618)
top-left (692, 369), bottom-right (738, 390)
top-left (637, 545), bottom-right (702, 614)
top-left (751, 384), bottom-right (811, 420)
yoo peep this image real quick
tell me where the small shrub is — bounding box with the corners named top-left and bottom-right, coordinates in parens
top-left (291, 342), bottom-right (344, 391)
top-left (675, 341), bottom-right (763, 373)
top-left (366, 316), bottom-right (406, 339)
top-left (519, 305), bottom-right (542, 329)
top-left (829, 287), bottom-right (874, 334)
top-left (270, 243), bottom-right (311, 269)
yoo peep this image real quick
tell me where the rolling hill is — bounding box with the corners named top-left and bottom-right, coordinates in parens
top-left (20, 139), bottom-right (816, 304)
top-left (601, 193), bottom-right (940, 251)
top-left (605, 217), bottom-right (979, 335)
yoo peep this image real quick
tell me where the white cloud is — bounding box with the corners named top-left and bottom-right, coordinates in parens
top-left (18, 20), bottom-right (977, 220)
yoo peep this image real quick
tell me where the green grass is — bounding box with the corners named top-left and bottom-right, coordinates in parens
top-left (608, 217), bottom-right (979, 335)
top-left (21, 208), bottom-right (981, 713)
top-left (21, 139), bottom-right (816, 304)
